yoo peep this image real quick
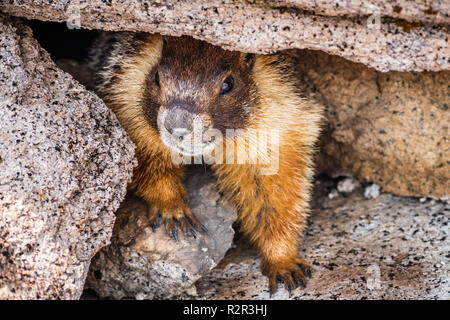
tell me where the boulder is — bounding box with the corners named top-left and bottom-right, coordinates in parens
top-left (290, 50), bottom-right (449, 198)
top-left (1, 0), bottom-right (449, 72)
top-left (85, 170), bottom-right (238, 299)
top-left (0, 14), bottom-right (135, 299)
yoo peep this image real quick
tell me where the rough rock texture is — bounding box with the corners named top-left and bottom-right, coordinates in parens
top-left (290, 50), bottom-right (449, 198)
top-left (278, 0), bottom-right (450, 25)
top-left (195, 177), bottom-right (450, 299)
top-left (85, 170), bottom-right (237, 299)
top-left (1, 0), bottom-right (449, 72)
top-left (0, 14), bottom-right (135, 299)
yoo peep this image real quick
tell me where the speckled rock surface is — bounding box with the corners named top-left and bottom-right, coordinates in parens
top-left (278, 0), bottom-right (450, 25)
top-left (85, 170), bottom-right (237, 299)
top-left (195, 177), bottom-right (450, 300)
top-left (1, 0), bottom-right (449, 72)
top-left (0, 14), bottom-right (135, 299)
top-left (290, 50), bottom-right (450, 198)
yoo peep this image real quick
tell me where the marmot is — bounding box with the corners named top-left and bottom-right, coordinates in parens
top-left (90, 33), bottom-right (323, 295)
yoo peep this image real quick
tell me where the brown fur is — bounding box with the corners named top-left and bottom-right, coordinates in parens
top-left (94, 33), bottom-right (323, 294)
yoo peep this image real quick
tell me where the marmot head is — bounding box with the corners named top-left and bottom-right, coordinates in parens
top-left (143, 36), bottom-right (257, 156)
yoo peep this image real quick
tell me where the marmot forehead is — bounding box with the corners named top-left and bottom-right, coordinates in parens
top-left (160, 36), bottom-right (242, 80)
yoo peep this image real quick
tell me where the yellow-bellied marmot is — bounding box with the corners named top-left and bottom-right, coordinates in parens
top-left (91, 32), bottom-right (323, 295)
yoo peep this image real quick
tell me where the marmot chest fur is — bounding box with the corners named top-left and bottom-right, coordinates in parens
top-left (91, 33), bottom-right (323, 295)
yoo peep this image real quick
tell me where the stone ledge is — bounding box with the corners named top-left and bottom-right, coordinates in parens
top-left (1, 0), bottom-right (449, 72)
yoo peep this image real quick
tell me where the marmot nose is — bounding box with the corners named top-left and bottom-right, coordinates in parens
top-left (164, 107), bottom-right (194, 136)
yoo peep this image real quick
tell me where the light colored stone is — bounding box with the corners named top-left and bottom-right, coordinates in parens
top-left (328, 189), bottom-right (339, 199)
top-left (0, 14), bottom-right (135, 299)
top-left (85, 170), bottom-right (237, 299)
top-left (291, 50), bottom-right (449, 198)
top-left (195, 179), bottom-right (450, 300)
top-left (1, 0), bottom-right (449, 72)
top-left (365, 184), bottom-right (381, 199)
top-left (337, 177), bottom-right (359, 193)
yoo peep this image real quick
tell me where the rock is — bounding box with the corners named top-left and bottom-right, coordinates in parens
top-left (85, 169), bottom-right (237, 299)
top-left (0, 14), bottom-right (135, 299)
top-left (364, 184), bottom-right (381, 199)
top-left (292, 50), bottom-right (449, 198)
top-left (1, 1), bottom-right (449, 72)
top-left (337, 177), bottom-right (359, 193)
top-left (328, 189), bottom-right (339, 199)
top-left (195, 178), bottom-right (450, 299)
top-left (277, 0), bottom-right (450, 25)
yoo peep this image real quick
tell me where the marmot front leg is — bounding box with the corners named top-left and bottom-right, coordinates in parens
top-left (214, 158), bottom-right (313, 295)
top-left (131, 157), bottom-right (206, 241)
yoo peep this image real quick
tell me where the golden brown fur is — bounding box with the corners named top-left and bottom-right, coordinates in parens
top-left (94, 33), bottom-right (323, 294)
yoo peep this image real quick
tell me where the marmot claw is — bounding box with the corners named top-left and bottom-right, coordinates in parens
top-left (148, 205), bottom-right (207, 241)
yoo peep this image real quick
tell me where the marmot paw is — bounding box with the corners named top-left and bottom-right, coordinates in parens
top-left (147, 203), bottom-right (208, 241)
top-left (261, 256), bottom-right (312, 297)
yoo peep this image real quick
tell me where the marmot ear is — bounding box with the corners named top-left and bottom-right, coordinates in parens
top-left (241, 53), bottom-right (255, 69)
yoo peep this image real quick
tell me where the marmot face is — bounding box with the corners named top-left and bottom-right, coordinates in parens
top-left (143, 36), bottom-right (257, 156)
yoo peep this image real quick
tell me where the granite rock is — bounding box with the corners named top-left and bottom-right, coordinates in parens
top-left (1, 0), bottom-right (449, 72)
top-left (85, 170), bottom-right (237, 299)
top-left (195, 177), bottom-right (450, 299)
top-left (0, 14), bottom-right (135, 299)
top-left (337, 177), bottom-right (360, 194)
top-left (291, 50), bottom-right (449, 198)
top-left (365, 184), bottom-right (381, 199)
top-left (278, 0), bottom-right (450, 25)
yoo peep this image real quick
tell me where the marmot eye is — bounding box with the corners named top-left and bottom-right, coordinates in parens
top-left (155, 71), bottom-right (160, 87)
top-left (244, 53), bottom-right (253, 64)
top-left (220, 76), bottom-right (234, 95)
